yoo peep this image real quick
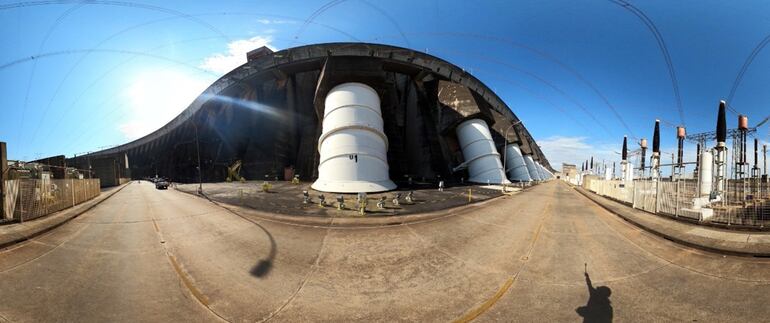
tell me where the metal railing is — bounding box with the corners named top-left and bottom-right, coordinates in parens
top-left (585, 178), bottom-right (770, 229)
top-left (3, 179), bottom-right (101, 222)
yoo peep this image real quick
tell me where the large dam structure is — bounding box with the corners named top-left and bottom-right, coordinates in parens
top-left (66, 43), bottom-right (552, 190)
top-left (5, 3), bottom-right (770, 322)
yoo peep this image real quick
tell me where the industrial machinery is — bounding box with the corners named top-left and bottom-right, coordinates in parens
top-left (620, 136), bottom-right (634, 182)
top-left (226, 160), bottom-right (245, 182)
top-left (675, 126), bottom-right (685, 179)
top-left (651, 120), bottom-right (661, 180)
top-left (639, 138), bottom-right (647, 176)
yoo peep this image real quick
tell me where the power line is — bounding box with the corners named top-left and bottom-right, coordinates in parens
top-left (295, 0), bottom-right (346, 40)
top-left (357, 0), bottom-right (410, 47)
top-left (0, 49), bottom-right (215, 74)
top-left (608, 0), bottom-right (685, 126)
top-left (472, 67), bottom-right (597, 136)
top-left (370, 31), bottom-right (639, 139)
top-left (433, 48), bottom-right (615, 137)
top-left (0, 1), bottom-right (229, 41)
top-left (727, 34), bottom-right (770, 106)
top-left (29, 13), bottom-right (224, 147)
top-left (7, 0), bottom-right (231, 153)
top-left (20, 3), bottom-right (85, 148)
top-left (27, 36), bottom-right (315, 155)
top-left (295, 0), bottom-right (410, 46)
top-left (33, 11), bottom-right (362, 148)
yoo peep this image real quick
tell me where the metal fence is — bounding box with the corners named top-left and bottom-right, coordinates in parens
top-left (4, 179), bottom-right (101, 222)
top-left (585, 178), bottom-right (770, 229)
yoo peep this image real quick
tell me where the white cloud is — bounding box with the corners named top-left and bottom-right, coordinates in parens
top-left (538, 136), bottom-right (619, 172)
top-left (256, 18), bottom-right (296, 25)
top-left (199, 36), bottom-right (276, 74)
top-left (119, 69), bottom-right (212, 140)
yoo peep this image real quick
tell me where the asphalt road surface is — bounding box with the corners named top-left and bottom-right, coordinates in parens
top-left (1, 180), bottom-right (768, 322)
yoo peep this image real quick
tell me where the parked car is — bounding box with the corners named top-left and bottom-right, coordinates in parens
top-left (155, 179), bottom-right (169, 190)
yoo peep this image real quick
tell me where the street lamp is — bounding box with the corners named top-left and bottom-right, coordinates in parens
top-left (502, 119), bottom-right (524, 183)
top-left (193, 119), bottom-right (203, 194)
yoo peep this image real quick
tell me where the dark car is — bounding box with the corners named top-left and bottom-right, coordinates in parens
top-left (155, 180), bottom-right (169, 190)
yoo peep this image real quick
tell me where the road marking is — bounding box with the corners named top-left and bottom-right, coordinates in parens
top-left (524, 203), bottom-right (550, 259)
top-left (147, 189), bottom-right (230, 322)
top-left (452, 277), bottom-right (514, 323)
top-left (168, 254), bottom-right (210, 306)
top-left (452, 185), bottom-right (555, 322)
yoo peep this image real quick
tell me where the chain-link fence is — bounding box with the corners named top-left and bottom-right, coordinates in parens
top-left (585, 178), bottom-right (770, 229)
top-left (6, 179), bottom-right (101, 222)
top-left (710, 179), bottom-right (770, 227)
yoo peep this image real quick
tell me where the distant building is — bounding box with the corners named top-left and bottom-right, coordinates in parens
top-left (562, 163), bottom-right (579, 185)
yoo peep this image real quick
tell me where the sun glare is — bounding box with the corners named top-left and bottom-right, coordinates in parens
top-left (120, 69), bottom-right (212, 140)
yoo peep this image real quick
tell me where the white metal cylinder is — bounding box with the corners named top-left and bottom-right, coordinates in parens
top-left (504, 144), bottom-right (531, 182)
top-left (535, 162), bottom-right (547, 181)
top-left (541, 164), bottom-right (553, 180)
top-left (715, 145), bottom-right (727, 194)
top-left (622, 161), bottom-right (635, 181)
top-left (621, 161), bottom-right (628, 181)
top-left (604, 167), bottom-right (612, 180)
top-left (698, 150), bottom-right (713, 197)
top-left (523, 155), bottom-right (541, 181)
top-left (651, 153), bottom-right (661, 179)
top-left (455, 119), bottom-right (510, 184)
top-left (312, 83), bottom-right (396, 193)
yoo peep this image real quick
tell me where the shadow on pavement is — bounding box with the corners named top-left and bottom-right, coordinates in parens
top-left (249, 220), bottom-right (277, 278)
top-left (250, 259), bottom-right (273, 277)
top-left (576, 265), bottom-right (613, 323)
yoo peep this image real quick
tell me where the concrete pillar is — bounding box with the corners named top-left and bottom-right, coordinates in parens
top-left (0, 142), bottom-right (6, 220)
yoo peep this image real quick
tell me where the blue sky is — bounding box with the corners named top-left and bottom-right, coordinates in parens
top-left (2, 1), bottom-right (770, 171)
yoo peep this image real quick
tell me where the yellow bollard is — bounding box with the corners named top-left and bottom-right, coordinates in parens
top-left (468, 188), bottom-right (472, 203)
top-left (359, 199), bottom-right (367, 216)
top-left (262, 181), bottom-right (272, 192)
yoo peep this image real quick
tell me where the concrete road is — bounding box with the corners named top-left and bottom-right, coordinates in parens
top-left (0, 180), bottom-right (768, 322)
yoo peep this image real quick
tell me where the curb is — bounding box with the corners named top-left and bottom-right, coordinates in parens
top-left (0, 182), bottom-right (132, 250)
top-left (175, 184), bottom-right (538, 228)
top-left (572, 185), bottom-right (770, 257)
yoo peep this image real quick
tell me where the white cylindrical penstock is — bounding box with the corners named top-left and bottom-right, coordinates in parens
top-left (523, 155), bottom-right (541, 181)
top-left (455, 119), bottom-right (511, 184)
top-left (504, 143), bottom-right (532, 182)
top-left (312, 82), bottom-right (397, 193)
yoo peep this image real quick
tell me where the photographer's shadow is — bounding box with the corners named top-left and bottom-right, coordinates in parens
top-left (575, 267), bottom-right (613, 323)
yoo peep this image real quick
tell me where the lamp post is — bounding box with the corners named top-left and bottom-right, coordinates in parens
top-left (502, 120), bottom-right (524, 181)
top-left (193, 120), bottom-right (203, 194)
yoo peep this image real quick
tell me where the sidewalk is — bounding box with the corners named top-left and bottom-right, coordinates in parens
top-left (575, 185), bottom-right (770, 256)
top-left (177, 184), bottom-right (531, 228)
top-left (0, 182), bottom-right (131, 249)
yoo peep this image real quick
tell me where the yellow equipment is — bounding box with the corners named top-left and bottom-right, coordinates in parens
top-left (226, 160), bottom-right (245, 182)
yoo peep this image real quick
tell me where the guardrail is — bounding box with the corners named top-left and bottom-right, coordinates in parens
top-left (3, 178), bottom-right (101, 222)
